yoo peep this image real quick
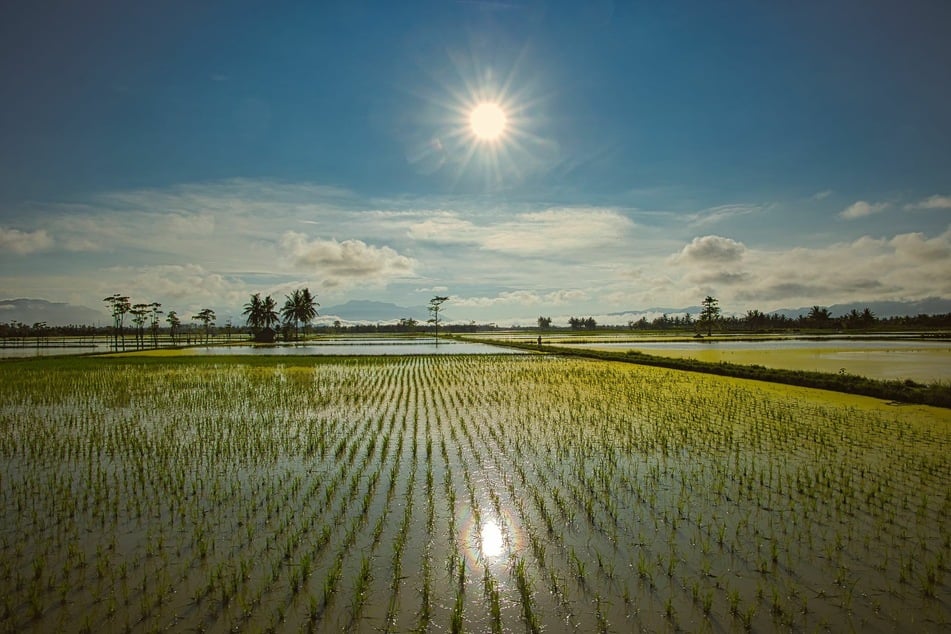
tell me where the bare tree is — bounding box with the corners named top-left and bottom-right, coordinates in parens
top-left (428, 296), bottom-right (449, 342)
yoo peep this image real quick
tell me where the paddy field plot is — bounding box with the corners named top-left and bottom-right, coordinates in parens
top-left (0, 355), bottom-right (949, 632)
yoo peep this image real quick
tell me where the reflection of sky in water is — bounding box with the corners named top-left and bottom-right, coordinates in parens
top-left (177, 341), bottom-right (524, 356)
top-left (461, 506), bottom-right (522, 570)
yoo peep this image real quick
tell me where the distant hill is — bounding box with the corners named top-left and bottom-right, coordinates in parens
top-left (770, 298), bottom-right (951, 320)
top-left (605, 298), bottom-right (951, 321)
top-left (319, 300), bottom-right (429, 323)
top-left (606, 306), bottom-right (703, 317)
top-left (0, 298), bottom-right (108, 326)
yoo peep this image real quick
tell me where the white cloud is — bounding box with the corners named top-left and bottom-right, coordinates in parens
top-left (904, 195), bottom-right (951, 211)
top-left (3, 179), bottom-right (947, 323)
top-left (839, 200), bottom-right (888, 219)
top-left (731, 228), bottom-right (951, 306)
top-left (672, 235), bottom-right (746, 264)
top-left (687, 204), bottom-right (768, 227)
top-left (407, 207), bottom-right (635, 255)
top-left (452, 289), bottom-right (589, 308)
top-left (101, 264), bottom-right (247, 305)
top-left (0, 227), bottom-right (53, 255)
top-left (280, 232), bottom-right (415, 286)
top-left (813, 190), bottom-right (833, 200)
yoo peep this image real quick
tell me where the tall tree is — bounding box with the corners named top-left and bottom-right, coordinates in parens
top-left (298, 287), bottom-right (319, 338)
top-left (261, 295), bottom-right (279, 331)
top-left (193, 308), bottom-right (216, 344)
top-left (103, 294), bottom-right (130, 351)
top-left (244, 293), bottom-right (279, 341)
top-left (427, 296), bottom-right (449, 342)
top-left (149, 302), bottom-right (163, 348)
top-left (281, 289), bottom-right (302, 340)
top-left (807, 305), bottom-right (832, 327)
top-left (280, 288), bottom-right (319, 341)
top-left (745, 309), bottom-right (765, 331)
top-left (537, 316), bottom-right (552, 329)
top-left (698, 295), bottom-right (721, 336)
top-left (243, 293), bottom-right (264, 335)
top-left (130, 303), bottom-right (149, 349)
top-left (166, 310), bottom-right (181, 345)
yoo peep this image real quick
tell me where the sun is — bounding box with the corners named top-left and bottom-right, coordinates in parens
top-left (469, 102), bottom-right (507, 141)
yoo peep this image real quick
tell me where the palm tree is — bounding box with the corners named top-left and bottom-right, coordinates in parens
top-left (281, 289), bottom-right (302, 340)
top-left (261, 295), bottom-right (279, 330)
top-left (298, 287), bottom-right (319, 338)
top-left (281, 288), bottom-right (319, 341)
top-left (243, 293), bottom-right (264, 335)
top-left (807, 305), bottom-right (832, 328)
top-left (244, 293), bottom-right (280, 341)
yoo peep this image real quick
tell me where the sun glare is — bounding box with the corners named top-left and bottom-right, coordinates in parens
top-left (481, 520), bottom-right (505, 558)
top-left (469, 102), bottom-right (507, 140)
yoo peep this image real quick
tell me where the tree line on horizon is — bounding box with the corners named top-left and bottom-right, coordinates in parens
top-left (2, 294), bottom-right (951, 342)
top-left (554, 299), bottom-right (951, 333)
top-left (91, 289), bottom-right (320, 350)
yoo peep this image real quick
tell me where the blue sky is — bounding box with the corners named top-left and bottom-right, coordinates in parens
top-left (1, 1), bottom-right (949, 325)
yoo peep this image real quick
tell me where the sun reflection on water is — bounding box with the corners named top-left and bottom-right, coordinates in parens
top-left (481, 519), bottom-right (505, 558)
top-left (461, 507), bottom-right (523, 568)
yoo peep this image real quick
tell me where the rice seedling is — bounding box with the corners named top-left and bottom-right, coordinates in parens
top-left (0, 354), bottom-right (948, 632)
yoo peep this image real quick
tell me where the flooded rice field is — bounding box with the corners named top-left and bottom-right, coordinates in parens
top-left (0, 355), bottom-right (949, 632)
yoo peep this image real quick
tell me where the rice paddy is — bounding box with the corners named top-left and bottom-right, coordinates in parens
top-left (1, 355), bottom-right (949, 632)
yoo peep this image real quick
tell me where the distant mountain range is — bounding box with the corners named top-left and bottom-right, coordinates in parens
top-left (0, 298), bottom-right (108, 326)
top-left (2, 296), bottom-right (948, 327)
top-left (769, 298), bottom-right (951, 320)
top-left (318, 300), bottom-right (430, 323)
top-left (606, 298), bottom-right (951, 320)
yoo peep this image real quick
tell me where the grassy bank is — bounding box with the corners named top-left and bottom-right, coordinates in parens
top-left (466, 337), bottom-right (951, 408)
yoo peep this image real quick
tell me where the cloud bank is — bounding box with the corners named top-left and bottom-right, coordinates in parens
top-left (0, 179), bottom-right (948, 322)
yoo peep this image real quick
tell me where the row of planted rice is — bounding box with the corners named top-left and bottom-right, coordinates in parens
top-left (0, 355), bottom-right (948, 632)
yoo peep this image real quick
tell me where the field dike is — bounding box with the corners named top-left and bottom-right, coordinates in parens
top-left (0, 355), bottom-right (949, 632)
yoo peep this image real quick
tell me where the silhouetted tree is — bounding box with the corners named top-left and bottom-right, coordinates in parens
top-left (428, 296), bottom-right (449, 342)
top-left (243, 293), bottom-right (265, 336)
top-left (806, 305), bottom-right (832, 328)
top-left (281, 288), bottom-right (319, 341)
top-left (166, 310), bottom-right (181, 344)
top-left (261, 296), bottom-right (279, 331)
top-left (698, 296), bottom-right (720, 336)
top-left (130, 303), bottom-right (149, 349)
top-left (537, 316), bottom-right (552, 329)
top-left (103, 294), bottom-right (130, 351)
top-left (148, 302), bottom-right (162, 348)
top-left (32, 322), bottom-right (47, 348)
top-left (193, 308), bottom-right (216, 344)
top-left (745, 309), bottom-right (766, 330)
